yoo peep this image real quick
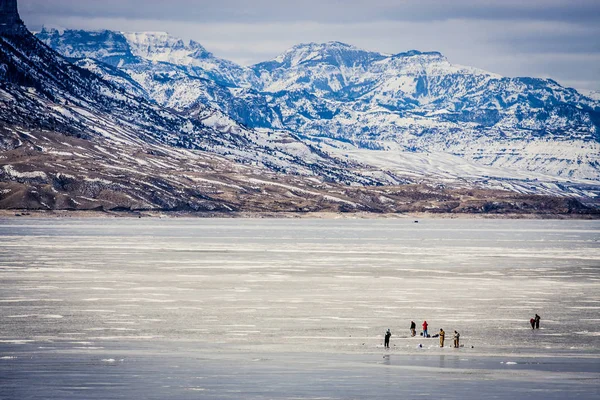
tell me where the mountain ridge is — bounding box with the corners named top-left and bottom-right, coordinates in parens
top-left (2, 19), bottom-right (379, 184)
top-left (3, 9), bottom-right (417, 212)
top-left (34, 28), bottom-right (600, 186)
top-left (1, 2), bottom-right (599, 214)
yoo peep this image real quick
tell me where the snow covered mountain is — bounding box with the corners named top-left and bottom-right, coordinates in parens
top-left (0, 30), bottom-right (352, 181)
top-left (251, 41), bottom-right (389, 94)
top-left (2, 3), bottom-right (403, 212)
top-left (35, 29), bottom-right (600, 187)
top-left (34, 28), bottom-right (276, 126)
top-left (251, 43), bottom-right (600, 181)
top-left (36, 29), bottom-right (251, 87)
top-left (1, 0), bottom-right (597, 213)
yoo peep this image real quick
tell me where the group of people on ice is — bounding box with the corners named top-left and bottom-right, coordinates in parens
top-left (385, 313), bottom-right (542, 350)
top-left (413, 320), bottom-right (460, 348)
top-left (385, 321), bottom-right (460, 349)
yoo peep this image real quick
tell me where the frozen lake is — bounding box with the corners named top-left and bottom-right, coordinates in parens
top-left (1, 218), bottom-right (599, 399)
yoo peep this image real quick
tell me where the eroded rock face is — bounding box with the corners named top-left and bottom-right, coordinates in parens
top-left (0, 0), bottom-right (26, 35)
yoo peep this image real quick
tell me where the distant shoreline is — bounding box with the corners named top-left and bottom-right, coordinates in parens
top-left (1, 209), bottom-right (598, 220)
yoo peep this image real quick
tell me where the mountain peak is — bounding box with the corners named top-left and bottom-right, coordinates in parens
top-left (392, 50), bottom-right (445, 59)
top-left (39, 26), bottom-right (64, 35)
top-left (269, 41), bottom-right (387, 69)
top-left (295, 41), bottom-right (357, 50)
top-left (35, 28), bottom-right (137, 68)
top-left (0, 0), bottom-right (27, 35)
top-left (122, 31), bottom-right (213, 60)
top-left (123, 31), bottom-right (183, 48)
top-left (281, 41), bottom-right (369, 56)
top-left (187, 39), bottom-right (212, 58)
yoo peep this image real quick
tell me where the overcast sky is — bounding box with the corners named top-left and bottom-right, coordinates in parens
top-left (19, 0), bottom-right (600, 92)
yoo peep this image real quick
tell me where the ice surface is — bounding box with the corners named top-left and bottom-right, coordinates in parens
top-left (0, 218), bottom-right (598, 399)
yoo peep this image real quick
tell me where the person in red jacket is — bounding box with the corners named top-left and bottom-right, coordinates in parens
top-left (422, 321), bottom-right (429, 337)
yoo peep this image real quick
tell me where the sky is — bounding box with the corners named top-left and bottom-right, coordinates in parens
top-left (18, 0), bottom-right (600, 92)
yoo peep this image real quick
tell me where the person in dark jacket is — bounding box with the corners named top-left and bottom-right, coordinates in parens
top-left (384, 329), bottom-right (391, 348)
top-left (410, 321), bottom-right (416, 337)
top-left (530, 318), bottom-right (535, 329)
top-left (534, 314), bottom-right (541, 329)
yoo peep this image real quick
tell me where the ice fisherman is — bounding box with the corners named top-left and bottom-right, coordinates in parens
top-left (530, 317), bottom-right (535, 329)
top-left (422, 320), bottom-right (428, 337)
top-left (439, 328), bottom-right (445, 347)
top-left (534, 314), bottom-right (541, 329)
top-left (410, 321), bottom-right (416, 337)
top-left (453, 331), bottom-right (460, 348)
top-left (384, 329), bottom-right (392, 348)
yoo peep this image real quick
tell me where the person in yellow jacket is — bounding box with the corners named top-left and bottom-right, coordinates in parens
top-left (439, 328), bottom-right (445, 347)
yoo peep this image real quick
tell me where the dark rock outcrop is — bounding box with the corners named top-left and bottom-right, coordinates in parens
top-left (0, 0), bottom-right (27, 36)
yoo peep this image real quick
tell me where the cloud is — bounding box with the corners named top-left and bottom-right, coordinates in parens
top-left (20, 0), bottom-right (600, 23)
top-left (19, 0), bottom-right (600, 91)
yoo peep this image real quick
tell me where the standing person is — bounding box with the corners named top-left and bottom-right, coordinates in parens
top-left (439, 328), bottom-right (445, 347)
top-left (530, 317), bottom-right (535, 329)
top-left (453, 331), bottom-right (460, 348)
top-left (422, 321), bottom-right (428, 337)
top-left (384, 329), bottom-right (391, 348)
top-left (535, 314), bottom-right (541, 329)
top-left (410, 321), bottom-right (416, 337)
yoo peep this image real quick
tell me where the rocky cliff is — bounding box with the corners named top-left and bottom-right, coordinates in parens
top-left (0, 0), bottom-right (26, 35)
